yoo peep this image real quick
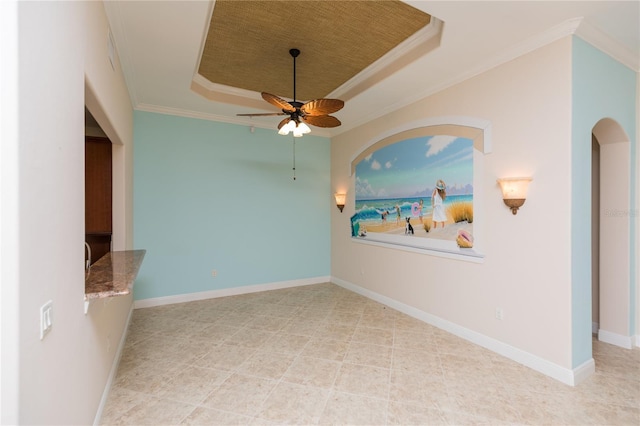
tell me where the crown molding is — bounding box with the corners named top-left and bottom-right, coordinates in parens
top-left (575, 20), bottom-right (639, 72)
top-left (103, 1), bottom-right (140, 108)
top-left (135, 103), bottom-right (332, 137)
top-left (335, 17), bottom-right (585, 136)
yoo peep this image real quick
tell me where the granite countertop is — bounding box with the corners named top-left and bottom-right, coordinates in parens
top-left (84, 250), bottom-right (146, 300)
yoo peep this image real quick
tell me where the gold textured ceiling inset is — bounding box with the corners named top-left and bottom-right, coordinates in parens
top-left (197, 0), bottom-right (431, 102)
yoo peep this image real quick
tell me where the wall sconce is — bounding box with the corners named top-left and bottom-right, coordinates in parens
top-left (334, 193), bottom-right (346, 212)
top-left (497, 177), bottom-right (532, 215)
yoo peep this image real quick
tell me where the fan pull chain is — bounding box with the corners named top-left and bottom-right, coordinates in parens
top-left (292, 136), bottom-right (296, 180)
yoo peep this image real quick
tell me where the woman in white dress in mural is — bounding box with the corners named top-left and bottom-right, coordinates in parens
top-left (431, 179), bottom-right (447, 228)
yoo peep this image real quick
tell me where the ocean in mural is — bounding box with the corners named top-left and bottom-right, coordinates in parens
top-left (353, 134), bottom-right (474, 242)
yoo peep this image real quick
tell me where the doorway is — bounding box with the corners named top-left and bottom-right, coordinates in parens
top-left (592, 118), bottom-right (633, 349)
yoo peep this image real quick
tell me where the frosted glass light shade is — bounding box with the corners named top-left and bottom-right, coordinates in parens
top-left (497, 177), bottom-right (532, 215)
top-left (278, 120), bottom-right (296, 135)
top-left (334, 193), bottom-right (346, 212)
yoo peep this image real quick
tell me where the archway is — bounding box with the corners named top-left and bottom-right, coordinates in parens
top-left (592, 118), bottom-right (633, 349)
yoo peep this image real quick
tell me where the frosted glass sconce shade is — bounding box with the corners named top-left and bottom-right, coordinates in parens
top-left (334, 193), bottom-right (346, 212)
top-left (497, 177), bottom-right (532, 215)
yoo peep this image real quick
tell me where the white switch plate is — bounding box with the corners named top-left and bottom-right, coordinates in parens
top-left (40, 300), bottom-right (53, 340)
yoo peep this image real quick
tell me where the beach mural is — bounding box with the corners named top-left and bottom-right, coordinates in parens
top-left (351, 134), bottom-right (474, 250)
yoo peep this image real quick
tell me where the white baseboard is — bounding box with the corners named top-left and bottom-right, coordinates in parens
top-left (592, 321), bottom-right (599, 334)
top-left (93, 300), bottom-right (135, 425)
top-left (572, 358), bottom-right (596, 385)
top-left (636, 335), bottom-right (640, 348)
top-left (331, 276), bottom-right (590, 386)
top-left (598, 329), bottom-right (634, 349)
top-left (133, 276), bottom-right (331, 309)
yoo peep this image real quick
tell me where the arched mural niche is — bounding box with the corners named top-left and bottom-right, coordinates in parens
top-left (348, 117), bottom-right (491, 261)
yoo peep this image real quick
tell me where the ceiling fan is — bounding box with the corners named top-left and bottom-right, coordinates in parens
top-left (237, 48), bottom-right (344, 137)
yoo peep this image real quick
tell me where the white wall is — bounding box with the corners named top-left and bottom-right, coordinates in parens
top-left (1, 1), bottom-right (21, 422)
top-left (599, 141), bottom-right (631, 338)
top-left (332, 38), bottom-right (574, 369)
top-left (1, 1), bottom-right (134, 424)
top-left (637, 70), bottom-right (640, 344)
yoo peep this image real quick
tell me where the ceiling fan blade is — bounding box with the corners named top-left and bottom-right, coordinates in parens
top-left (303, 115), bottom-right (341, 128)
top-left (236, 113), bottom-right (286, 117)
top-left (277, 117), bottom-right (291, 130)
top-left (301, 99), bottom-right (344, 116)
top-left (262, 92), bottom-right (296, 113)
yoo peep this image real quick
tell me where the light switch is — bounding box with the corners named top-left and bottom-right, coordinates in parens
top-left (40, 301), bottom-right (53, 340)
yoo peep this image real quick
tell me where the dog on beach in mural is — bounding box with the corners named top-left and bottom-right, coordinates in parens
top-left (405, 217), bottom-right (414, 235)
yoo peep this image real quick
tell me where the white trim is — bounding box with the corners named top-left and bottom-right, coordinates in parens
top-left (331, 276), bottom-right (590, 386)
top-left (635, 335), bottom-right (640, 348)
top-left (598, 329), bottom-right (634, 349)
top-left (134, 103), bottom-right (333, 138)
top-left (92, 301), bottom-right (135, 426)
top-left (349, 116), bottom-right (492, 174)
top-left (592, 321), bottom-right (599, 334)
top-left (133, 276), bottom-right (331, 309)
top-left (572, 358), bottom-right (596, 386)
top-left (335, 18), bottom-right (583, 136)
top-left (351, 237), bottom-right (484, 263)
top-left (575, 20), bottom-right (639, 72)
top-left (328, 18), bottom-right (444, 101)
top-left (102, 1), bottom-right (139, 108)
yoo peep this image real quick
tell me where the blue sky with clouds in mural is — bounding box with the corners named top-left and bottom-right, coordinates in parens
top-left (355, 135), bottom-right (473, 200)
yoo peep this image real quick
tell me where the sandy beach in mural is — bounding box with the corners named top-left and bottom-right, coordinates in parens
top-left (362, 216), bottom-right (472, 241)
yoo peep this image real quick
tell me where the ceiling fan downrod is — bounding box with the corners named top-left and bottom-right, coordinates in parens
top-left (290, 48), bottom-right (300, 103)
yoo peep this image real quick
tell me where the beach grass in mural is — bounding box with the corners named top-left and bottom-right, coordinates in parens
top-left (353, 135), bottom-right (474, 245)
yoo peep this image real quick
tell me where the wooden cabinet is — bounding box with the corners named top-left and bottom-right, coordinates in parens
top-left (85, 136), bottom-right (112, 265)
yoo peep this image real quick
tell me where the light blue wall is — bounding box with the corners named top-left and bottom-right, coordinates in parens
top-left (133, 111), bottom-right (331, 301)
top-left (571, 36), bottom-right (637, 367)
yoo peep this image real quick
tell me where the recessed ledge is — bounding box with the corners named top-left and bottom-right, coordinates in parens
top-left (84, 250), bottom-right (146, 314)
top-left (352, 237), bottom-right (484, 263)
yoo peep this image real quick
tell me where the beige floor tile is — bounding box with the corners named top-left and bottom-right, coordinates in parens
top-left (114, 359), bottom-right (183, 395)
top-left (319, 391), bottom-right (387, 425)
top-left (156, 366), bottom-right (230, 405)
top-left (389, 368), bottom-right (449, 407)
top-left (358, 314), bottom-right (395, 330)
top-left (200, 373), bottom-right (276, 417)
top-left (99, 386), bottom-right (149, 425)
top-left (245, 315), bottom-right (290, 332)
top-left (316, 322), bottom-right (357, 341)
top-left (352, 326), bottom-right (394, 346)
top-left (301, 337), bottom-right (349, 361)
top-left (391, 346), bottom-right (441, 374)
top-left (283, 356), bottom-right (341, 389)
top-left (393, 329), bottom-right (436, 352)
top-left (387, 400), bottom-right (450, 425)
top-left (344, 341), bottom-right (392, 369)
top-left (257, 381), bottom-right (330, 424)
top-left (180, 406), bottom-right (251, 425)
top-left (103, 284), bottom-right (640, 426)
top-left (196, 323), bottom-right (242, 341)
top-left (194, 344), bottom-right (257, 371)
top-left (326, 309), bottom-right (362, 326)
top-left (334, 363), bottom-right (390, 399)
top-left (260, 332), bottom-right (311, 354)
top-left (280, 318), bottom-right (325, 336)
top-left (236, 350), bottom-right (297, 380)
top-left (109, 396), bottom-right (196, 425)
top-left (394, 314), bottom-right (437, 334)
top-left (223, 328), bottom-right (275, 348)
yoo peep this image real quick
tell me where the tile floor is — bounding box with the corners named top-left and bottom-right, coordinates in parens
top-left (101, 283), bottom-right (639, 425)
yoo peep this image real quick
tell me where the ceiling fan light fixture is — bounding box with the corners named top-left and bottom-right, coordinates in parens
top-left (292, 120), bottom-right (311, 137)
top-left (298, 121), bottom-right (311, 134)
top-left (278, 119), bottom-right (296, 135)
top-left (238, 49), bottom-right (344, 136)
